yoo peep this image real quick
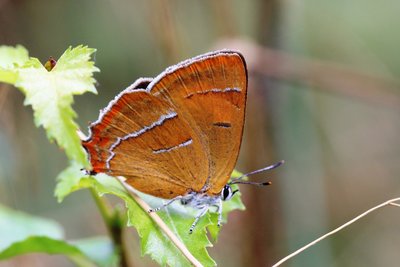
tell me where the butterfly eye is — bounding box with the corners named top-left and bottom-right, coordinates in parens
top-left (221, 185), bottom-right (238, 201)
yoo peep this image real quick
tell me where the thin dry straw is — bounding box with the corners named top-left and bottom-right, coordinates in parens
top-left (273, 197), bottom-right (400, 267)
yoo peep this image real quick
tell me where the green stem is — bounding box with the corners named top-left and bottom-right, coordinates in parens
top-left (90, 188), bottom-right (111, 224)
top-left (89, 188), bottom-right (129, 267)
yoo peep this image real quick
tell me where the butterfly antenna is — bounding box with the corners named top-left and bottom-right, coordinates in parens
top-left (229, 160), bottom-right (284, 186)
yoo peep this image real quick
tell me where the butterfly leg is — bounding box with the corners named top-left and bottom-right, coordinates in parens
top-left (216, 199), bottom-right (223, 227)
top-left (189, 205), bottom-right (209, 234)
top-left (148, 195), bottom-right (183, 213)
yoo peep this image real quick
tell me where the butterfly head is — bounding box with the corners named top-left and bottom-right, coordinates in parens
top-left (220, 184), bottom-right (239, 201)
top-left (220, 160), bottom-right (285, 201)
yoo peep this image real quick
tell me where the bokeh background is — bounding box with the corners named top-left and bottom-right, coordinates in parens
top-left (1, 0), bottom-right (400, 266)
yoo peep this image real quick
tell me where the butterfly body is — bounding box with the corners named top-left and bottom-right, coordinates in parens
top-left (83, 50), bottom-right (248, 232)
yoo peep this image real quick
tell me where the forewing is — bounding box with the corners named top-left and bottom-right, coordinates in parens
top-left (82, 84), bottom-right (209, 198)
top-left (148, 50), bottom-right (248, 195)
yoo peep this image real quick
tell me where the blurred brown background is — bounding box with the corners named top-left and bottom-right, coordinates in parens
top-left (1, 0), bottom-right (400, 266)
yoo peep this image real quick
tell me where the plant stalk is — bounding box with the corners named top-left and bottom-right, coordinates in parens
top-left (90, 188), bottom-right (130, 267)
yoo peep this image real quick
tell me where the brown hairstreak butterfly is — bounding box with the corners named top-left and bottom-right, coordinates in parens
top-left (82, 50), bottom-right (283, 233)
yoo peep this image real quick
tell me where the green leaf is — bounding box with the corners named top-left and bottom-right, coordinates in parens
top-left (207, 170), bottom-right (246, 240)
top-left (137, 193), bottom-right (215, 267)
top-left (55, 161), bottom-right (88, 202)
top-left (64, 174), bottom-right (212, 266)
top-left (72, 236), bottom-right (118, 267)
top-left (0, 45), bottom-right (29, 84)
top-left (15, 45), bottom-right (99, 166)
top-left (0, 237), bottom-right (96, 267)
top-left (207, 190), bottom-right (245, 241)
top-left (0, 204), bottom-right (96, 267)
top-left (59, 168), bottom-right (246, 267)
top-left (0, 204), bottom-right (64, 251)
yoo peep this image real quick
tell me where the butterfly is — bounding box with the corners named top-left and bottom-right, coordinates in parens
top-left (82, 50), bottom-right (282, 233)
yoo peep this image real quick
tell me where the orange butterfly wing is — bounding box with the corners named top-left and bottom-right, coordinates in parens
top-left (148, 50), bottom-right (248, 195)
top-left (82, 80), bottom-right (209, 199)
top-left (83, 50), bottom-right (247, 198)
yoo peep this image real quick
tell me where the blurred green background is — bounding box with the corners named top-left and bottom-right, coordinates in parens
top-left (1, 0), bottom-right (400, 266)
